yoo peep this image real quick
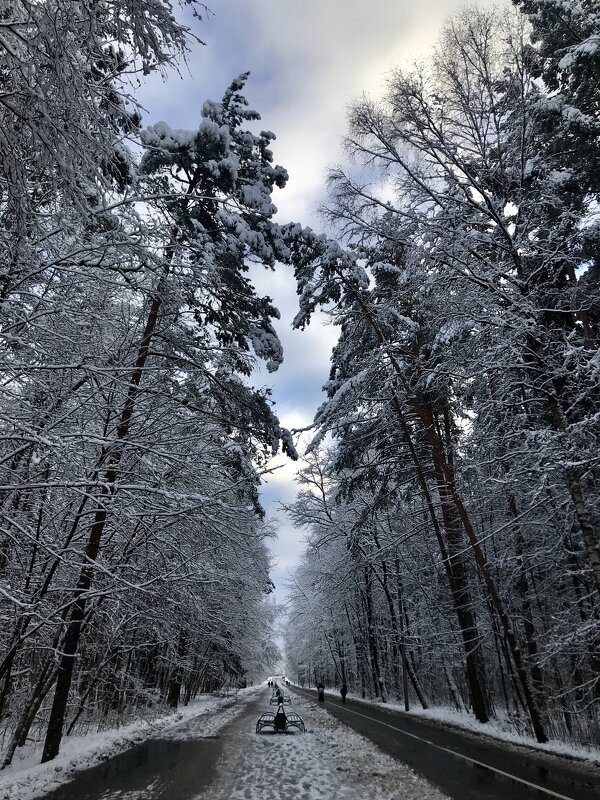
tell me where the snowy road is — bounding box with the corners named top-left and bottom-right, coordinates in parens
top-left (32, 687), bottom-right (447, 800)
top-left (290, 687), bottom-right (600, 800)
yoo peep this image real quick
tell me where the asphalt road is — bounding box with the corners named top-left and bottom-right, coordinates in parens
top-left (290, 686), bottom-right (600, 800)
top-left (38, 693), bottom-right (267, 800)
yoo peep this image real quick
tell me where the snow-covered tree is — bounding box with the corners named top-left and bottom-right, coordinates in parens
top-left (285, 6), bottom-right (599, 746)
top-left (0, 5), bottom-right (297, 762)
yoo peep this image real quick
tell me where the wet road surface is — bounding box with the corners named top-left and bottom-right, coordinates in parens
top-left (39, 692), bottom-right (266, 800)
top-left (290, 686), bottom-right (600, 800)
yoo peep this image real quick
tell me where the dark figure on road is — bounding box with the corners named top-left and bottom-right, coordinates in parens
top-left (317, 681), bottom-right (325, 703)
top-left (274, 702), bottom-right (287, 732)
top-left (340, 683), bottom-right (348, 704)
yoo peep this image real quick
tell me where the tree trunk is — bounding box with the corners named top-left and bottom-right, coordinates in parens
top-left (41, 269), bottom-right (168, 763)
top-left (390, 400), bottom-right (490, 721)
top-left (418, 400), bottom-right (546, 740)
top-left (362, 568), bottom-right (382, 697)
top-left (2, 659), bottom-right (57, 768)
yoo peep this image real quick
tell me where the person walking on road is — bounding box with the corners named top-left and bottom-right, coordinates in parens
top-left (340, 682), bottom-right (347, 704)
top-left (317, 681), bottom-right (325, 703)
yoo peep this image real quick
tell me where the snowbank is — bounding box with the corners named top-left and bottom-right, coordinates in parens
top-left (320, 690), bottom-right (600, 767)
top-left (0, 687), bottom-right (262, 800)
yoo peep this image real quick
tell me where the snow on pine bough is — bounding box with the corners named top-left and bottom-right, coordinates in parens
top-left (256, 702), bottom-right (305, 734)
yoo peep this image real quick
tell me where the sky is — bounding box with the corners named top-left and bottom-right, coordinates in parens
top-left (138, 0), bottom-right (503, 607)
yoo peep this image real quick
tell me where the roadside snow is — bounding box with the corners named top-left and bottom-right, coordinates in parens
top-left (202, 690), bottom-right (449, 800)
top-left (0, 687), bottom-right (262, 800)
top-left (329, 692), bottom-right (600, 768)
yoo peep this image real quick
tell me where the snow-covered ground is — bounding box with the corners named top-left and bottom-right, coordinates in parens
top-left (202, 690), bottom-right (448, 800)
top-left (329, 691), bottom-right (600, 766)
top-left (0, 687), bottom-right (262, 800)
top-left (0, 685), bottom-right (450, 800)
top-left (387, 703), bottom-right (600, 764)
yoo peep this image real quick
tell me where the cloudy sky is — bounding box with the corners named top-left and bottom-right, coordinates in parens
top-left (139, 0), bottom-right (503, 605)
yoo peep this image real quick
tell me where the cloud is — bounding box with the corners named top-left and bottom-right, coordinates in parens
top-left (250, 264), bottom-right (337, 428)
top-left (139, 0), bottom-right (502, 221)
top-left (267, 517), bottom-right (310, 605)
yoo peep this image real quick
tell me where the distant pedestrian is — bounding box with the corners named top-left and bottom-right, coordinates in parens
top-left (317, 681), bottom-right (325, 703)
top-left (340, 682), bottom-right (347, 704)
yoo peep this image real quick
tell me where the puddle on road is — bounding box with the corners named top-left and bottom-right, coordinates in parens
top-left (41, 736), bottom-right (221, 800)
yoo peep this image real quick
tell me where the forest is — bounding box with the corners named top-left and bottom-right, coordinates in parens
top-left (0, 0), bottom-right (598, 770)
top-left (0, 0), bottom-right (297, 766)
top-left (283, 0), bottom-right (600, 748)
